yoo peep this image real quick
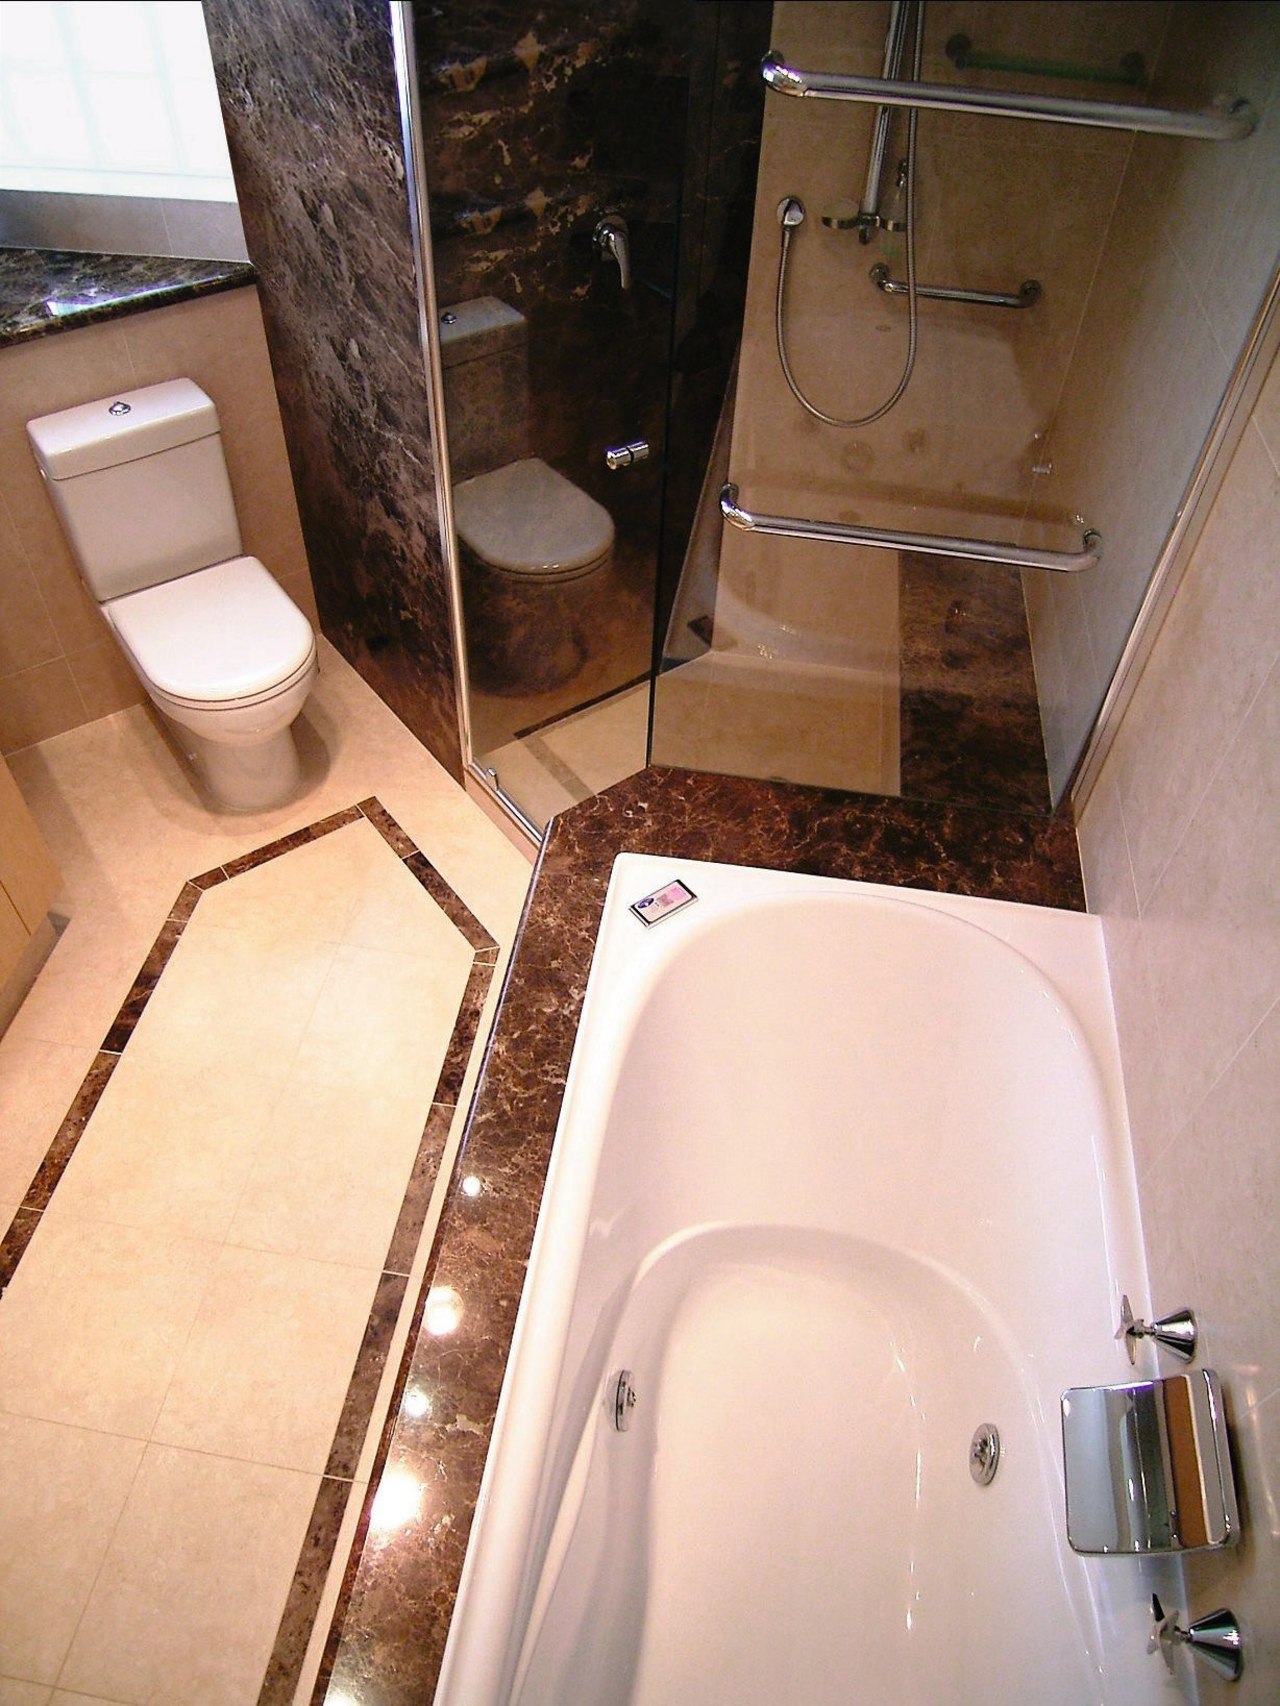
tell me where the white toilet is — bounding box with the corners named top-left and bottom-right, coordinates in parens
top-left (27, 378), bottom-right (318, 812)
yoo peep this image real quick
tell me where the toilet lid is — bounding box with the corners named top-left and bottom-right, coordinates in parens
top-left (453, 458), bottom-right (614, 578)
top-left (106, 556), bottom-right (315, 704)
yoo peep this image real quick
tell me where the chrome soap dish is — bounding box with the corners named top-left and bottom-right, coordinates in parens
top-left (1061, 1368), bottom-right (1239, 1555)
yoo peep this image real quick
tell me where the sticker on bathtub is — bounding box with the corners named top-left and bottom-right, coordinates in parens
top-left (629, 878), bottom-right (697, 926)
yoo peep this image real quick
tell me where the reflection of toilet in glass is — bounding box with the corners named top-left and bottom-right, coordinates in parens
top-left (441, 298), bottom-right (614, 695)
top-left (27, 379), bottom-right (317, 812)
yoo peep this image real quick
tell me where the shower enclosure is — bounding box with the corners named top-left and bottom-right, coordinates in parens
top-left (406, 0), bottom-right (1280, 833)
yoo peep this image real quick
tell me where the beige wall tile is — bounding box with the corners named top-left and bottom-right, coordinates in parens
top-left (1030, 0), bottom-right (1280, 796)
top-left (0, 660), bottom-right (85, 755)
top-left (121, 289), bottom-right (311, 588)
top-left (1107, 420), bottom-right (1280, 907)
top-left (0, 502), bottom-right (60, 678)
top-left (0, 1415), bottom-right (144, 1685)
top-left (1182, 1383), bottom-right (1280, 1705)
top-left (64, 640), bottom-right (147, 723)
top-left (1253, 342), bottom-right (1280, 472)
top-left (1153, 1002), bottom-right (1280, 1408)
top-left (1135, 658), bottom-right (1279, 1127)
top-left (1079, 348), bottom-right (1280, 1688)
top-left (60, 1444), bottom-right (317, 1706)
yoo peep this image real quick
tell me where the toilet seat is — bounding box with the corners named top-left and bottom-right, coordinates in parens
top-left (105, 555), bottom-right (316, 707)
top-left (453, 458), bottom-right (614, 582)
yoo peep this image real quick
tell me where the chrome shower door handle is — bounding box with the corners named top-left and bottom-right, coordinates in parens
top-left (594, 214), bottom-right (632, 290)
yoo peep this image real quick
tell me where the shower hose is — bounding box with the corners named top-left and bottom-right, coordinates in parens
top-left (774, 15), bottom-right (923, 427)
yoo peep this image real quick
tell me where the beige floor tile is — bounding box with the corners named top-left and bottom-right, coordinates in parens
top-left (0, 1217), bottom-right (216, 1437)
top-left (0, 1414), bottom-right (144, 1685)
top-left (0, 1680), bottom-right (53, 1705)
top-left (289, 936), bottom-right (473, 1103)
top-left (42, 1053), bottom-right (275, 1242)
top-left (151, 1244), bottom-right (380, 1472)
top-left (0, 1036), bottom-right (97, 1206)
top-left (59, 1444), bottom-right (317, 1706)
top-left (226, 1073), bottom-right (431, 1268)
top-left (186, 817), bottom-right (388, 946)
top-left (49, 1693), bottom-right (131, 1704)
top-left (121, 924), bottom-right (336, 1085)
top-left (4, 909), bottom-right (160, 1053)
top-left (342, 841), bottom-right (473, 959)
top-left (1, 636), bottom-right (533, 1701)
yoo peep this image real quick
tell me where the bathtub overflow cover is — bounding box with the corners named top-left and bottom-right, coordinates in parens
top-left (970, 1423), bottom-right (1001, 1485)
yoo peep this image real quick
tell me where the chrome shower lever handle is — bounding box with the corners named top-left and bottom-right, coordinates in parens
top-left (593, 214), bottom-right (632, 290)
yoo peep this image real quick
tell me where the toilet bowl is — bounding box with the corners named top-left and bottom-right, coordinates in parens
top-left (453, 455), bottom-right (615, 694)
top-left (105, 554), bottom-right (319, 811)
top-left (27, 378), bottom-right (318, 812)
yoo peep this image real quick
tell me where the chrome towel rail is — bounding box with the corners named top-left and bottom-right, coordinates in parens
top-left (761, 51), bottom-right (1256, 141)
top-left (720, 483), bottom-right (1102, 573)
top-left (870, 263), bottom-right (1041, 309)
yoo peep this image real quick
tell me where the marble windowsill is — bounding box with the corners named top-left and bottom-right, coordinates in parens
top-left (0, 247), bottom-right (256, 348)
top-left (317, 764), bottom-right (1084, 1704)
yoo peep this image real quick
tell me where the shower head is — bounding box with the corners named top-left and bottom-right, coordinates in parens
top-left (777, 196), bottom-right (805, 229)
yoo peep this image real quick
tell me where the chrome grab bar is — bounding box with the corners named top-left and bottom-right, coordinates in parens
top-left (720, 483), bottom-right (1102, 573)
top-left (761, 51), bottom-right (1256, 141)
top-left (870, 263), bottom-right (1041, 309)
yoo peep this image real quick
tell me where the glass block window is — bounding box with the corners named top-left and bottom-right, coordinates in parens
top-left (0, 0), bottom-right (236, 200)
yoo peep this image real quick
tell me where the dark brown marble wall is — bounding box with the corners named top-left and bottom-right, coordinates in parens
top-left (205, 0), bottom-right (462, 780)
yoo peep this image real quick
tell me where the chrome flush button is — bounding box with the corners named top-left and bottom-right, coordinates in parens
top-left (108, 400), bottom-right (131, 416)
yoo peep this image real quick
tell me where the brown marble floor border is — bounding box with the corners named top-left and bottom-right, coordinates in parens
top-left (0, 799), bottom-right (499, 1706)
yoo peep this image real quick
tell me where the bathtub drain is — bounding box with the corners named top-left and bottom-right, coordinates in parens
top-left (970, 1423), bottom-right (1001, 1485)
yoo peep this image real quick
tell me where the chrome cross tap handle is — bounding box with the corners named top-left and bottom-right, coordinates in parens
top-left (1118, 1294), bottom-right (1198, 1364)
top-left (1150, 1595), bottom-right (1244, 1683)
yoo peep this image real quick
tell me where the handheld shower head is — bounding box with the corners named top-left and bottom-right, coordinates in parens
top-left (777, 195), bottom-right (805, 229)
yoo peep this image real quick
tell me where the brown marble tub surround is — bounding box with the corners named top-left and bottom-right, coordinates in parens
top-left (314, 765), bottom-right (1082, 1704)
top-left (0, 247), bottom-right (255, 347)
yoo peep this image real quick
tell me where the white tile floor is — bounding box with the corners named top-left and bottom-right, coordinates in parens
top-left (0, 641), bottom-right (532, 1705)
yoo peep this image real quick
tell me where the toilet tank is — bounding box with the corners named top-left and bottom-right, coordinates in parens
top-left (438, 297), bottom-right (531, 482)
top-left (26, 378), bottom-right (243, 602)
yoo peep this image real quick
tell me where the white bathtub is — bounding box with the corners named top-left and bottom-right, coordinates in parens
top-left (436, 855), bottom-right (1175, 1705)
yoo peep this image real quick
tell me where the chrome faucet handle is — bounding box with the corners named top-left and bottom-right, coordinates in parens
top-left (593, 213), bottom-right (632, 291)
top-left (1117, 1294), bottom-right (1198, 1364)
top-left (1150, 1595), bottom-right (1245, 1683)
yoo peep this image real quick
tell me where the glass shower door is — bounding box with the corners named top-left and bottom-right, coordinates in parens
top-left (414, 0), bottom-right (695, 831)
